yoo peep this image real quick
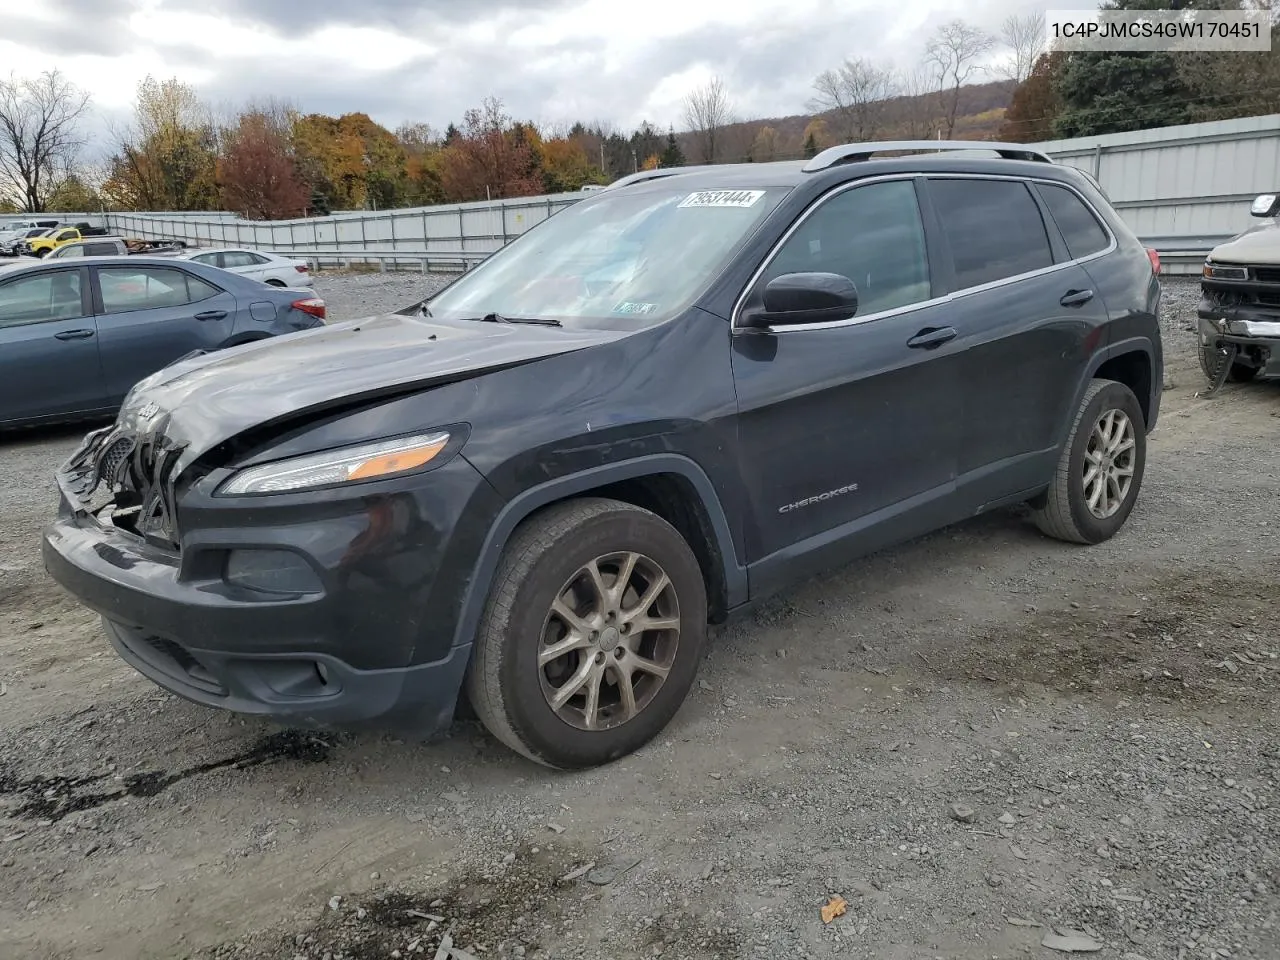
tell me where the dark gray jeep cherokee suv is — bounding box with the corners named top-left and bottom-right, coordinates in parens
top-left (44, 141), bottom-right (1163, 769)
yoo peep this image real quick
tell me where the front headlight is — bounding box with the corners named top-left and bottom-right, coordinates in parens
top-left (217, 431), bottom-right (451, 496)
top-left (1203, 261), bottom-right (1247, 281)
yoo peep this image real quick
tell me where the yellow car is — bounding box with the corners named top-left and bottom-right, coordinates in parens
top-left (26, 227), bottom-right (87, 257)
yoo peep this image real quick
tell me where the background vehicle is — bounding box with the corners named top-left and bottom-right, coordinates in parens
top-left (26, 226), bottom-right (108, 258)
top-left (183, 247), bottom-right (313, 287)
top-left (0, 227), bottom-right (54, 257)
top-left (1197, 191), bottom-right (1280, 387)
top-left (44, 142), bottom-right (1162, 770)
top-left (45, 237), bottom-right (186, 260)
top-left (45, 238), bottom-right (131, 260)
top-left (0, 256), bottom-right (327, 428)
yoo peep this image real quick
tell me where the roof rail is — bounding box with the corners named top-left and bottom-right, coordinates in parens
top-left (802, 140), bottom-right (1053, 172)
top-left (602, 159), bottom-right (806, 192)
top-left (601, 166), bottom-right (721, 191)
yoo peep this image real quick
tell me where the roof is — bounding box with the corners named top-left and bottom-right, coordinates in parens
top-left (0, 255), bottom-right (221, 279)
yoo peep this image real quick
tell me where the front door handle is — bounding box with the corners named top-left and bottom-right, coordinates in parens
top-left (54, 329), bottom-right (94, 341)
top-left (1060, 289), bottom-right (1095, 307)
top-left (906, 326), bottom-right (957, 350)
top-left (195, 310), bottom-right (228, 321)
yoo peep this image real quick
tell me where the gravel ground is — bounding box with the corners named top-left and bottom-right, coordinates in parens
top-left (2, 275), bottom-right (1278, 960)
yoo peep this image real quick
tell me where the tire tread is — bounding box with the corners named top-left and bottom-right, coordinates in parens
top-left (465, 497), bottom-right (662, 768)
top-left (1032, 378), bottom-right (1114, 544)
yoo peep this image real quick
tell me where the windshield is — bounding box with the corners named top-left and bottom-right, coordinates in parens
top-left (426, 184), bottom-right (788, 329)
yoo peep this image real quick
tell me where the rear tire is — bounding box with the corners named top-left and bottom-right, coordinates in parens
top-left (1032, 378), bottom-right (1147, 545)
top-left (465, 498), bottom-right (708, 769)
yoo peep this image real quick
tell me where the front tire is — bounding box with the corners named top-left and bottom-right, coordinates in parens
top-left (1032, 378), bottom-right (1147, 545)
top-left (1198, 342), bottom-right (1258, 382)
top-left (466, 498), bottom-right (708, 769)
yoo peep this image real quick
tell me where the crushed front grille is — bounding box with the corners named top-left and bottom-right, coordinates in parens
top-left (61, 426), bottom-right (184, 551)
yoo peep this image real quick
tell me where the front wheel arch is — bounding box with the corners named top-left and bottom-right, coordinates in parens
top-left (451, 455), bottom-right (746, 653)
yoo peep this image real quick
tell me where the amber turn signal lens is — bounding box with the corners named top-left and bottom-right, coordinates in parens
top-left (348, 438), bottom-right (449, 481)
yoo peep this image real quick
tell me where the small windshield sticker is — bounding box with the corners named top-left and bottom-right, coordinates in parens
top-left (678, 189), bottom-right (765, 209)
top-left (613, 300), bottom-right (658, 316)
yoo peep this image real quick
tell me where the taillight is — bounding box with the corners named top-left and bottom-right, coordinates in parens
top-left (1146, 248), bottom-right (1161, 275)
top-left (292, 297), bottom-right (326, 320)
top-left (295, 264), bottom-right (308, 273)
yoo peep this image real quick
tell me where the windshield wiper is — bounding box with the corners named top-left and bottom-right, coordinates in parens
top-left (469, 312), bottom-right (562, 327)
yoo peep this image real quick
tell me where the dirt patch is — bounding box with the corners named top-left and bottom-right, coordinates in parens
top-left (945, 571), bottom-right (1278, 704)
top-left (0, 729), bottom-right (339, 823)
top-left (201, 845), bottom-right (740, 960)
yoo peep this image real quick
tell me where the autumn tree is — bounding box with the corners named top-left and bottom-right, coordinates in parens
top-left (926, 20), bottom-right (995, 138)
top-left (683, 77), bottom-right (732, 163)
top-left (105, 76), bottom-right (219, 210)
top-left (0, 70), bottom-right (91, 212)
top-left (809, 58), bottom-right (897, 141)
top-left (538, 136), bottom-right (599, 192)
top-left (437, 98), bottom-right (544, 202)
top-left (45, 172), bottom-right (101, 212)
top-left (801, 118), bottom-right (830, 157)
top-left (752, 125), bottom-right (781, 162)
top-left (999, 51), bottom-right (1065, 142)
top-left (292, 113), bottom-right (367, 209)
top-left (217, 110), bottom-right (308, 219)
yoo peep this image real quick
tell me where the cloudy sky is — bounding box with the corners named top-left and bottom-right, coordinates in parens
top-left (5, 0), bottom-right (1070, 144)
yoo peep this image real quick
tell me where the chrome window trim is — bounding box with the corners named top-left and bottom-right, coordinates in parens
top-left (730, 171), bottom-right (1119, 335)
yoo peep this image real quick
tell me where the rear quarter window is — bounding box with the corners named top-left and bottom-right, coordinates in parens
top-left (1037, 183), bottom-right (1111, 259)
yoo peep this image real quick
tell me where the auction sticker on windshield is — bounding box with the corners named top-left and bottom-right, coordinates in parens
top-left (678, 190), bottom-right (765, 209)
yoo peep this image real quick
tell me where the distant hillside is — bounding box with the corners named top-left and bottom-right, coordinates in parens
top-left (675, 80), bottom-right (1016, 163)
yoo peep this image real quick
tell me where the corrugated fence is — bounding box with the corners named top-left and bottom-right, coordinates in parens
top-left (54, 112), bottom-right (1280, 276)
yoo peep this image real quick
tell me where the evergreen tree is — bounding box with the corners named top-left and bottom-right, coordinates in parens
top-left (1052, 0), bottom-right (1225, 137)
top-left (443, 122), bottom-right (461, 145)
top-left (659, 129), bottom-right (685, 168)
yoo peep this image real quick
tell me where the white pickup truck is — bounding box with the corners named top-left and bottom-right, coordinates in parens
top-left (1198, 193), bottom-right (1280, 386)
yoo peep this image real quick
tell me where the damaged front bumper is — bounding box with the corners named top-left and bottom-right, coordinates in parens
top-left (1197, 284), bottom-right (1280, 371)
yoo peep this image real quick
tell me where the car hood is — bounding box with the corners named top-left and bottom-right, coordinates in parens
top-left (1211, 220), bottom-right (1280, 264)
top-left (117, 311), bottom-right (631, 474)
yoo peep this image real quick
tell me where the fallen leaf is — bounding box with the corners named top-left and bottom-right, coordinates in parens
top-left (560, 861), bottom-right (595, 883)
top-left (1042, 929), bottom-right (1104, 953)
top-left (821, 895), bottom-right (848, 924)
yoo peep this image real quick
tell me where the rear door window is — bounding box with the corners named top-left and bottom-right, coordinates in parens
top-left (1037, 183), bottom-right (1111, 260)
top-left (98, 267), bottom-right (200, 314)
top-left (926, 179), bottom-right (1054, 290)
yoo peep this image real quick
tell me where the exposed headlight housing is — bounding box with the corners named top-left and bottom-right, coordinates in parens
top-left (1203, 260), bottom-right (1247, 281)
top-left (217, 431), bottom-right (451, 496)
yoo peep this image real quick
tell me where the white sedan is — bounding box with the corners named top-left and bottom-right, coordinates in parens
top-left (183, 247), bottom-right (313, 288)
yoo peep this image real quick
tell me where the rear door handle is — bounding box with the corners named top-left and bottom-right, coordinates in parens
top-left (906, 326), bottom-right (957, 350)
top-left (195, 310), bottom-right (228, 321)
top-left (1060, 289), bottom-right (1095, 307)
top-left (54, 329), bottom-right (94, 341)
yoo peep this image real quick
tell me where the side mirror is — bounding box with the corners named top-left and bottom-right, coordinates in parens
top-left (740, 272), bottom-right (859, 329)
top-left (1250, 193), bottom-right (1280, 218)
